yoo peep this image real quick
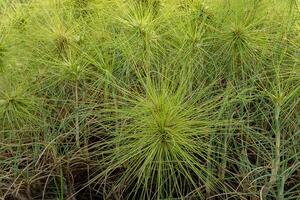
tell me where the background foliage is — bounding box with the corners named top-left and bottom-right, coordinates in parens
top-left (0, 0), bottom-right (299, 199)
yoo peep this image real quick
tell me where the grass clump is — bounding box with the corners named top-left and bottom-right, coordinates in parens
top-left (88, 76), bottom-right (241, 199)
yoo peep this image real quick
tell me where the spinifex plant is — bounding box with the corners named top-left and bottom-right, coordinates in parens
top-left (87, 75), bottom-right (242, 199)
top-left (0, 0), bottom-right (299, 199)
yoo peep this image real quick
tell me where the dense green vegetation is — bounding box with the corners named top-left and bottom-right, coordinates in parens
top-left (0, 0), bottom-right (299, 199)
